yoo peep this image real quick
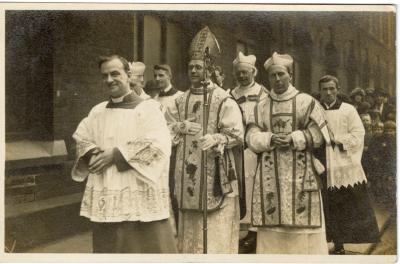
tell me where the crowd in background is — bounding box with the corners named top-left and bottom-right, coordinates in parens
top-left (312, 86), bottom-right (396, 210)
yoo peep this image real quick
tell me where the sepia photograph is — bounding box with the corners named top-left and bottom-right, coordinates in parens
top-left (1, 3), bottom-right (396, 262)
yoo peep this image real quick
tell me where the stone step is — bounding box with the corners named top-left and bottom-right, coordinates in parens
top-left (5, 192), bottom-right (91, 252)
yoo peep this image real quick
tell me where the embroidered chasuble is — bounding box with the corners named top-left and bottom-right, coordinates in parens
top-left (246, 85), bottom-right (331, 228)
top-left (166, 84), bottom-right (244, 253)
top-left (170, 85), bottom-right (244, 212)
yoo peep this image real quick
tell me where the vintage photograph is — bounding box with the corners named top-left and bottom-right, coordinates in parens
top-left (3, 3), bottom-right (396, 261)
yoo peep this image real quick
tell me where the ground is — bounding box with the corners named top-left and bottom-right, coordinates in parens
top-left (25, 202), bottom-right (396, 255)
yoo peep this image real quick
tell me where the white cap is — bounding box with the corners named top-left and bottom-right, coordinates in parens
top-left (129, 61), bottom-right (146, 75)
top-left (264, 52), bottom-right (293, 72)
top-left (233, 51), bottom-right (256, 68)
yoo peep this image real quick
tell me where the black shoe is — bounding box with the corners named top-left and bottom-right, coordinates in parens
top-left (332, 248), bottom-right (346, 255)
top-left (331, 243), bottom-right (345, 255)
top-left (239, 231), bottom-right (257, 254)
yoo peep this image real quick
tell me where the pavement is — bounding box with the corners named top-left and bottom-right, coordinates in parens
top-left (341, 202), bottom-right (396, 255)
top-left (26, 202), bottom-right (396, 255)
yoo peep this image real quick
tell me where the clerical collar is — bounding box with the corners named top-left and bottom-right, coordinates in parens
top-left (190, 81), bottom-right (215, 95)
top-left (106, 91), bottom-right (144, 109)
top-left (111, 91), bottom-right (131, 103)
top-left (323, 100), bottom-right (336, 110)
top-left (162, 84), bottom-right (172, 93)
top-left (322, 99), bottom-right (342, 110)
top-left (159, 85), bottom-right (179, 97)
top-left (269, 84), bottom-right (299, 101)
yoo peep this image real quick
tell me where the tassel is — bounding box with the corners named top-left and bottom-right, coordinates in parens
top-left (227, 157), bottom-right (236, 181)
top-left (213, 157), bottom-right (223, 196)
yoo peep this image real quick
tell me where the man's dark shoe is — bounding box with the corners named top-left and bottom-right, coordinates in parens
top-left (332, 248), bottom-right (346, 255)
top-left (239, 231), bottom-right (257, 254)
top-left (330, 243), bottom-right (345, 255)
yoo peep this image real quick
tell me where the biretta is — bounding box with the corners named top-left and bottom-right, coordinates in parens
top-left (129, 61), bottom-right (146, 75)
top-left (264, 52), bottom-right (293, 72)
top-left (233, 52), bottom-right (256, 68)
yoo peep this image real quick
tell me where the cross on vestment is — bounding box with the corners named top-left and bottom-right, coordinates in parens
top-left (306, 178), bottom-right (314, 187)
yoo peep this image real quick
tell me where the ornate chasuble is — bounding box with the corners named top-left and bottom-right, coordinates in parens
top-left (252, 93), bottom-right (322, 228)
top-left (174, 87), bottom-right (236, 212)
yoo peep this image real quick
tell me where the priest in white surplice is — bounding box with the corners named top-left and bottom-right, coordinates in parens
top-left (71, 55), bottom-right (177, 253)
top-left (317, 75), bottom-right (379, 255)
top-left (246, 52), bottom-right (331, 254)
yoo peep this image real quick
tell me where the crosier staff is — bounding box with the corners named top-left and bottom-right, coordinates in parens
top-left (189, 26), bottom-right (221, 254)
top-left (200, 47), bottom-right (212, 254)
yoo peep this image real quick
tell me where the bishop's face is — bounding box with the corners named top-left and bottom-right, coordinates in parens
top-left (268, 65), bottom-right (291, 95)
top-left (188, 60), bottom-right (205, 87)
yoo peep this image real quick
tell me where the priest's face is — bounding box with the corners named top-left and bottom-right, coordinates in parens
top-left (100, 58), bottom-right (131, 98)
top-left (320, 80), bottom-right (338, 105)
top-left (188, 60), bottom-right (205, 87)
top-left (154, 69), bottom-right (171, 90)
top-left (214, 69), bottom-right (225, 87)
top-left (268, 65), bottom-right (291, 94)
top-left (234, 64), bottom-right (255, 87)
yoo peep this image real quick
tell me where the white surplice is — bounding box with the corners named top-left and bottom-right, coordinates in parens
top-left (72, 99), bottom-right (171, 223)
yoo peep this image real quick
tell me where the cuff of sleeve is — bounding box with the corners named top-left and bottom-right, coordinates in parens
top-left (213, 133), bottom-right (228, 144)
top-left (291, 130), bottom-right (306, 151)
top-left (81, 147), bottom-right (98, 164)
top-left (172, 122), bottom-right (183, 134)
top-left (334, 135), bottom-right (349, 151)
top-left (113, 147), bottom-right (132, 172)
top-left (265, 133), bottom-right (274, 150)
top-left (72, 147), bottom-right (99, 182)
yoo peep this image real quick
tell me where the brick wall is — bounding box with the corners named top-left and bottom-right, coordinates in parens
top-left (52, 11), bottom-right (135, 151)
top-left (5, 162), bottom-right (82, 205)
